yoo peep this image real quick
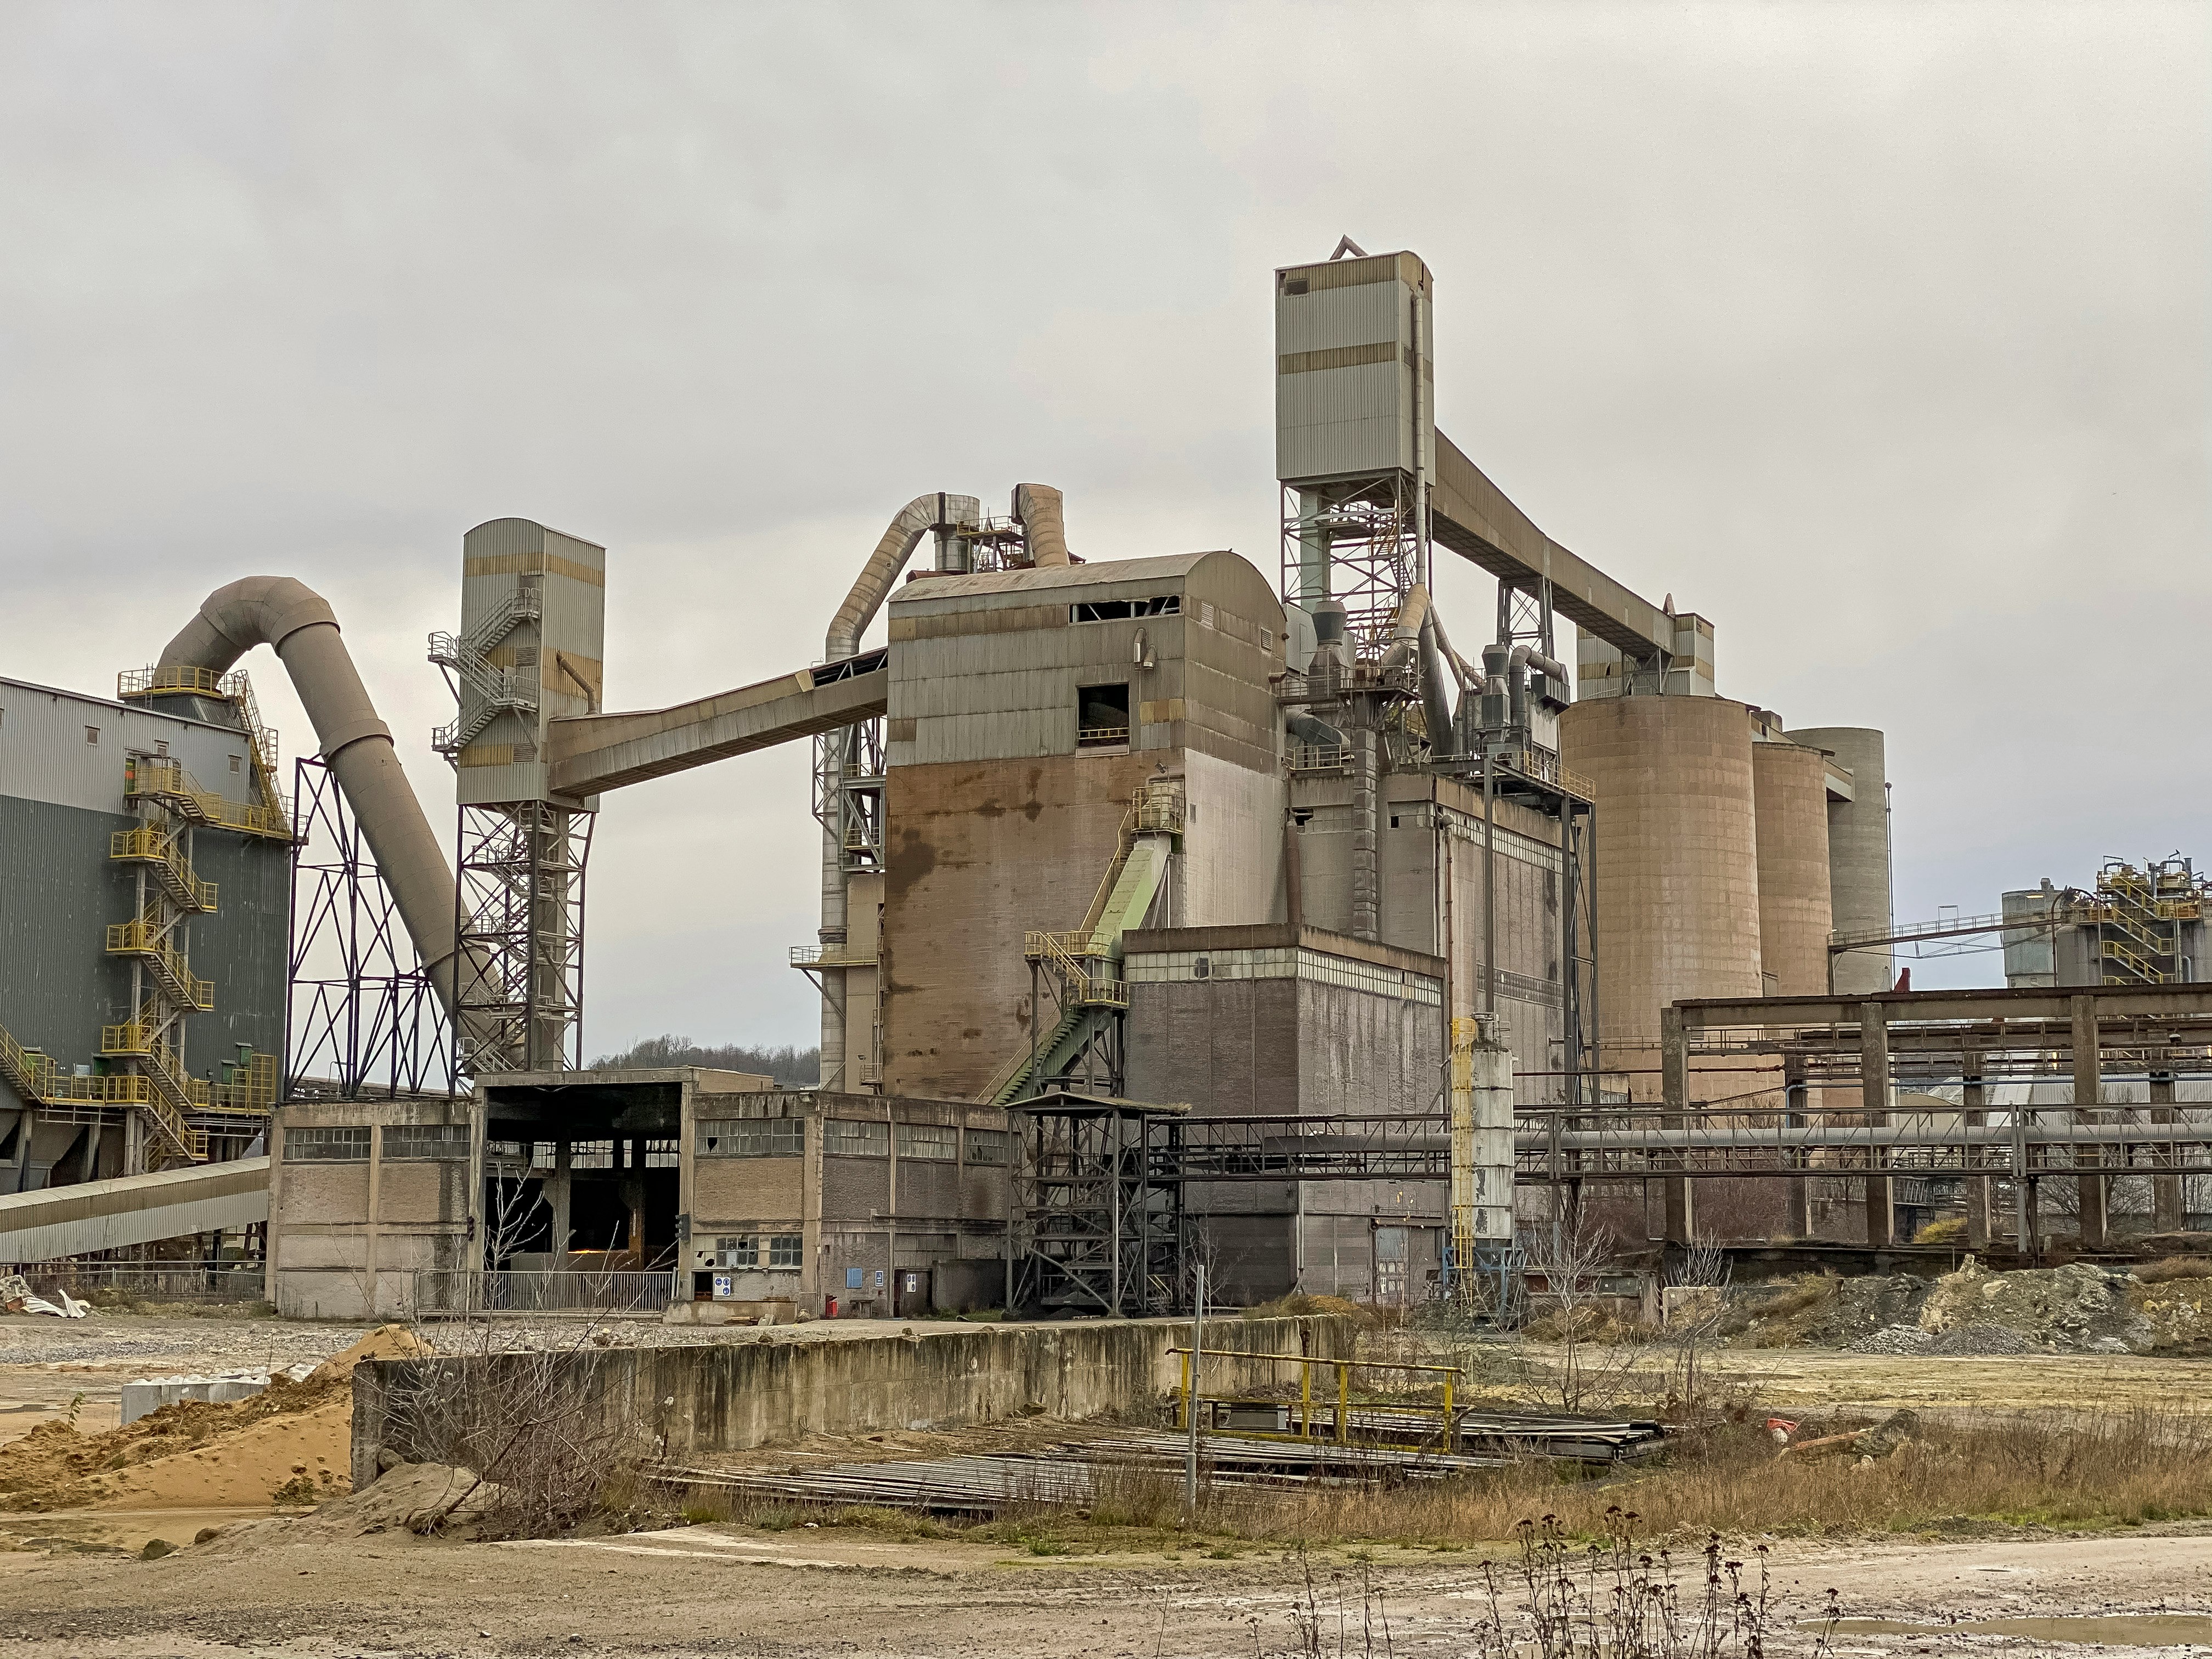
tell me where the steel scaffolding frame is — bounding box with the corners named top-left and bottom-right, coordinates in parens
top-left (285, 758), bottom-right (456, 1099)
top-left (453, 800), bottom-right (592, 1074)
top-left (1013, 1092), bottom-right (1183, 1317)
top-left (1278, 476), bottom-right (1419, 655)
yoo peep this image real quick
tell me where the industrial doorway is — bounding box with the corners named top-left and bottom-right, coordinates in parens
top-left (895, 1268), bottom-right (932, 1318)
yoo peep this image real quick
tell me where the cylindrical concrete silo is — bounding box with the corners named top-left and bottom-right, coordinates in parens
top-left (1751, 741), bottom-right (1835, 996)
top-left (1784, 726), bottom-right (1892, 996)
top-left (1559, 695), bottom-right (1764, 1097)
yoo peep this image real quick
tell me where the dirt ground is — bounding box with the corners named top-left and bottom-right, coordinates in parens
top-left (1, 1513), bottom-right (2210, 1657)
top-left (11, 1313), bottom-right (2212, 1655)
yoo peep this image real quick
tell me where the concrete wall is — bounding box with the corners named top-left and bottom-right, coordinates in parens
top-left (269, 1097), bottom-right (479, 1321)
top-left (352, 1313), bottom-right (1354, 1486)
top-left (1291, 772), bottom-right (1566, 1103)
top-left (1123, 924), bottom-right (1443, 1116)
top-left (681, 1087), bottom-right (1009, 1315)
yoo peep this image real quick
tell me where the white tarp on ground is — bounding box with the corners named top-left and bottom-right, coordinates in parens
top-left (0, 1272), bottom-right (87, 1317)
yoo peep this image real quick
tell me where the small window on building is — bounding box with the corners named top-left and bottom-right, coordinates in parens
top-left (229, 754), bottom-right (242, 774)
top-left (767, 1235), bottom-right (803, 1269)
top-left (845, 1267), bottom-right (865, 1290)
top-left (85, 726), bottom-right (99, 745)
top-left (642, 1137), bottom-right (680, 1168)
top-left (696, 1119), bottom-right (803, 1158)
top-left (382, 1124), bottom-right (470, 1161)
top-left (895, 1122), bottom-right (956, 1161)
top-left (1077, 682), bottom-right (1130, 750)
top-left (285, 1126), bottom-right (370, 1162)
top-left (823, 1118), bottom-right (890, 1157)
top-left (964, 1128), bottom-right (1008, 1166)
top-left (155, 741), bottom-right (168, 757)
top-left (570, 1139), bottom-right (614, 1170)
top-left (531, 1142), bottom-right (556, 1171)
top-left (715, 1235), bottom-right (759, 1268)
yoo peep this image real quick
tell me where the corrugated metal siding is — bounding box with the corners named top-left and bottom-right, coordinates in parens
top-left (0, 679), bottom-right (259, 813)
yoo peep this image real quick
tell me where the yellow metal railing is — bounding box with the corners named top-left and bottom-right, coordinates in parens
top-left (104, 921), bottom-right (216, 1010)
top-left (209, 1050), bottom-right (278, 1113)
top-left (2099, 937), bottom-right (2170, 984)
top-left (125, 758), bottom-right (290, 840)
top-left (1170, 1346), bottom-right (1463, 1446)
top-left (119, 664), bottom-right (226, 698)
top-left (108, 825), bottom-right (218, 911)
top-left (1023, 932), bottom-right (1131, 1008)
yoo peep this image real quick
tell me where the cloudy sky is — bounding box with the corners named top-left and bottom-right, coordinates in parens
top-left (3, 2), bottom-right (2204, 1052)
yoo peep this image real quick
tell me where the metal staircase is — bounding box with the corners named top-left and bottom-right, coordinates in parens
top-left (429, 583), bottom-right (543, 759)
top-left (981, 782), bottom-right (1183, 1105)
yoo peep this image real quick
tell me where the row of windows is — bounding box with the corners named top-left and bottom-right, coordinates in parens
top-left (1070, 595), bottom-right (1179, 623)
top-left (285, 1125), bottom-right (469, 1163)
top-left (482, 1139), bottom-right (681, 1171)
top-left (714, 1234), bottom-right (803, 1270)
top-left (695, 1119), bottom-right (1006, 1163)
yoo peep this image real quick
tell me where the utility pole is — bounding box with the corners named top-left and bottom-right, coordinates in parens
top-left (1183, 1262), bottom-right (1205, 1521)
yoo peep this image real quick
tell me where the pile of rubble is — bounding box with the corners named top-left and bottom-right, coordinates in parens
top-left (1729, 1256), bottom-right (2212, 1355)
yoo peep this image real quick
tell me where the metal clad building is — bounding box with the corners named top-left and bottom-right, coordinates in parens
top-left (0, 676), bottom-right (289, 1182)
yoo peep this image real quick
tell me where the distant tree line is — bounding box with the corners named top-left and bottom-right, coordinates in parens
top-left (588, 1033), bottom-right (820, 1085)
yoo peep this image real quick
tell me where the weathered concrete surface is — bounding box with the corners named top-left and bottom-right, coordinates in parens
top-left (0, 1155), bottom-right (268, 1264)
top-left (352, 1314), bottom-right (1350, 1488)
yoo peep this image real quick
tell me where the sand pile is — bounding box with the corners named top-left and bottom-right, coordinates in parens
top-left (0, 1323), bottom-right (430, 1513)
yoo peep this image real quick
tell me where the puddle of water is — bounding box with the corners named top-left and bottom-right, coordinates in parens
top-left (1817, 1617), bottom-right (2212, 1646)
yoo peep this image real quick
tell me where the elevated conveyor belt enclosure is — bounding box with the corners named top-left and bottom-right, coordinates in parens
top-left (0, 1156), bottom-right (269, 1265)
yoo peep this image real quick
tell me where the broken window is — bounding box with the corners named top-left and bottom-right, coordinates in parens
top-left (285, 1126), bottom-right (369, 1162)
top-left (1077, 682), bottom-right (1130, 749)
top-left (895, 1123), bottom-right (956, 1161)
top-left (1070, 595), bottom-right (1178, 624)
top-left (715, 1235), bottom-right (759, 1268)
top-left (697, 1120), bottom-right (802, 1158)
top-left (823, 1118), bottom-right (890, 1157)
top-left (382, 1125), bottom-right (470, 1161)
top-left (964, 1128), bottom-right (1008, 1166)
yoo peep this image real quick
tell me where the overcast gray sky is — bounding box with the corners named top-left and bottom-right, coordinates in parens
top-left (3, 2), bottom-right (2204, 1051)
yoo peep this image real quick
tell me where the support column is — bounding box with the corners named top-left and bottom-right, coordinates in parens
top-left (1963, 1047), bottom-right (1991, 1250)
top-left (1660, 1005), bottom-right (1694, 1246)
top-left (549, 1139), bottom-right (573, 1265)
top-left (2073, 995), bottom-right (2108, 1250)
top-left (2153, 1063), bottom-right (2183, 1233)
top-left (1860, 1001), bottom-right (1893, 1249)
top-left (1784, 1051), bottom-right (1812, 1240)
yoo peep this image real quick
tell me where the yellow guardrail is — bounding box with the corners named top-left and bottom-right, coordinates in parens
top-left (108, 826), bottom-right (218, 911)
top-left (103, 922), bottom-right (216, 1010)
top-left (125, 758), bottom-right (290, 841)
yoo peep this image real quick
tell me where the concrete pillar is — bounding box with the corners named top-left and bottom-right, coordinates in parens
top-left (2072, 995), bottom-right (2108, 1249)
top-left (549, 1140), bottom-right (573, 1263)
top-left (1861, 1001), bottom-right (1894, 1248)
top-left (2153, 1066), bottom-right (2183, 1232)
top-left (1660, 1005), bottom-right (1694, 1245)
top-left (1963, 1048), bottom-right (1991, 1250)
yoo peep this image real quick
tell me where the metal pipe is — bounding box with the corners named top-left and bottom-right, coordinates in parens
top-left (820, 493), bottom-right (982, 1088)
top-left (157, 577), bottom-right (466, 1012)
top-left (1416, 612), bottom-right (1455, 756)
top-left (1378, 584), bottom-right (1430, 675)
top-left (1014, 483), bottom-right (1070, 568)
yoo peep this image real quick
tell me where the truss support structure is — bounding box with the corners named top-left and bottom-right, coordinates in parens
top-left (285, 757), bottom-right (456, 1101)
top-left (1279, 476), bottom-right (1420, 656)
top-left (1012, 1093), bottom-right (1183, 1318)
top-left (453, 800), bottom-right (593, 1075)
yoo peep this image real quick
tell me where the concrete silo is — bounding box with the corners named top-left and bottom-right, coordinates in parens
top-left (1784, 726), bottom-right (1892, 995)
top-left (1751, 740), bottom-right (1835, 996)
top-left (1558, 695), bottom-right (1764, 1094)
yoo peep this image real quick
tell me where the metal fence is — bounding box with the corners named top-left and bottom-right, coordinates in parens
top-left (20, 1261), bottom-right (268, 1305)
top-left (409, 1269), bottom-right (676, 1317)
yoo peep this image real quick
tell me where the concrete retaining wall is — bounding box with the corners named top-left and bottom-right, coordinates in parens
top-left (351, 1314), bottom-right (1351, 1489)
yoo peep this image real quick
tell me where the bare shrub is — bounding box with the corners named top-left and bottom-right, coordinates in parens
top-left (1213, 1404), bottom-right (2212, 1547)
top-left (384, 1339), bottom-right (659, 1538)
top-left (2137, 1256), bottom-right (2212, 1284)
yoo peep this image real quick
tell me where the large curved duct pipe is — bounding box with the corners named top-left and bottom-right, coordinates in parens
top-left (1417, 613), bottom-right (1457, 757)
top-left (157, 578), bottom-right (466, 1011)
top-left (1378, 585), bottom-right (1431, 675)
top-left (818, 493), bottom-right (983, 1090)
top-left (1013, 483), bottom-right (1070, 568)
